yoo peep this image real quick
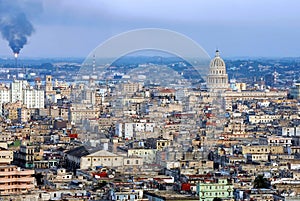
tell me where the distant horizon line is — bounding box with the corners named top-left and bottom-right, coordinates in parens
top-left (1, 55), bottom-right (300, 61)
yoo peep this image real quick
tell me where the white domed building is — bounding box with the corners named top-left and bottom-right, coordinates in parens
top-left (206, 50), bottom-right (229, 92)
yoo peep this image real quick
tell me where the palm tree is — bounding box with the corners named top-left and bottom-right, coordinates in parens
top-left (253, 175), bottom-right (270, 189)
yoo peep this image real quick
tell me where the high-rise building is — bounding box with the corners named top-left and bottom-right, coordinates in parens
top-left (0, 84), bottom-right (10, 106)
top-left (206, 50), bottom-right (229, 92)
top-left (11, 80), bottom-right (27, 103)
top-left (23, 88), bottom-right (45, 109)
top-left (0, 80), bottom-right (45, 110)
top-left (0, 144), bottom-right (35, 196)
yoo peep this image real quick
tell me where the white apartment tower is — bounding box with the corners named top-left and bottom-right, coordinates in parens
top-left (0, 84), bottom-right (10, 106)
top-left (206, 50), bottom-right (229, 92)
top-left (23, 88), bottom-right (45, 109)
top-left (0, 80), bottom-right (45, 109)
top-left (11, 80), bottom-right (26, 102)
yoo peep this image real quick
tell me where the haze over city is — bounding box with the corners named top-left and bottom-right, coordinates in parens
top-left (2, 1), bottom-right (300, 201)
top-left (0, 0), bottom-right (300, 58)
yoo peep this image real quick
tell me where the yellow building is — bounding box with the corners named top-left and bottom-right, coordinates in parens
top-left (242, 145), bottom-right (284, 155)
top-left (128, 148), bottom-right (156, 164)
top-left (80, 149), bottom-right (143, 170)
top-left (157, 139), bottom-right (171, 151)
top-left (0, 148), bottom-right (13, 165)
top-left (121, 82), bottom-right (142, 94)
top-left (69, 104), bottom-right (100, 123)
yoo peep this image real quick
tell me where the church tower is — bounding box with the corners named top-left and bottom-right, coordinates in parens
top-left (45, 75), bottom-right (53, 96)
top-left (207, 50), bottom-right (229, 92)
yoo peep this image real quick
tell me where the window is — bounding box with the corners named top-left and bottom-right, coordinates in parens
top-left (136, 160), bottom-right (139, 165)
top-left (127, 160), bottom-right (130, 164)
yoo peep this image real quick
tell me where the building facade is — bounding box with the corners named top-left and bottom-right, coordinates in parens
top-left (206, 50), bottom-right (229, 92)
top-left (0, 165), bottom-right (35, 195)
top-left (23, 88), bottom-right (44, 109)
top-left (198, 178), bottom-right (234, 201)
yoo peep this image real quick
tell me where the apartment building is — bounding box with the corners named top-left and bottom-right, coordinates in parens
top-left (0, 165), bottom-right (35, 195)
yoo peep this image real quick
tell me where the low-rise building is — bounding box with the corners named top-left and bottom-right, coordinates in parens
top-left (198, 178), bottom-right (234, 201)
top-left (268, 136), bottom-right (292, 147)
top-left (242, 145), bottom-right (284, 155)
top-left (128, 148), bottom-right (156, 164)
top-left (80, 150), bottom-right (124, 170)
top-left (0, 148), bottom-right (13, 165)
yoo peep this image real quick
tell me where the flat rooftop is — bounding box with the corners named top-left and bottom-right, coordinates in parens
top-left (144, 190), bottom-right (198, 200)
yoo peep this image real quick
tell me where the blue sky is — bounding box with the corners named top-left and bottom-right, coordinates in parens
top-left (0, 0), bottom-right (299, 58)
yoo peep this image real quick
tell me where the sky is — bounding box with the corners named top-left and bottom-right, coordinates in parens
top-left (0, 0), bottom-right (300, 58)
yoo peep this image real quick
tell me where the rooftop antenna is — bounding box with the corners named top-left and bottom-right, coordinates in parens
top-left (92, 54), bottom-right (96, 73)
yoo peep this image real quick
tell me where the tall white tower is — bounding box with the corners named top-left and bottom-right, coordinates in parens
top-left (11, 80), bottom-right (27, 102)
top-left (207, 50), bottom-right (229, 92)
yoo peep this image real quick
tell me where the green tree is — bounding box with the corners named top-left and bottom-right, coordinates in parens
top-left (253, 175), bottom-right (270, 188)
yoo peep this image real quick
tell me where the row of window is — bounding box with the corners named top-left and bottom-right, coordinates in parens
top-left (126, 160), bottom-right (140, 165)
top-left (0, 168), bottom-right (18, 172)
top-left (115, 195), bottom-right (138, 200)
top-left (252, 155), bottom-right (267, 159)
top-left (3, 182), bottom-right (31, 185)
top-left (132, 151), bottom-right (150, 155)
top-left (203, 185), bottom-right (227, 190)
top-left (269, 140), bottom-right (290, 143)
top-left (200, 191), bottom-right (230, 197)
top-left (86, 157), bottom-right (140, 165)
top-left (1, 156), bottom-right (12, 159)
top-left (248, 148), bottom-right (276, 152)
top-left (87, 157), bottom-right (118, 161)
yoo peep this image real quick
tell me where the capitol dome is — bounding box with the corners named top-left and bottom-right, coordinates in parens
top-left (210, 50), bottom-right (225, 68)
top-left (206, 50), bottom-right (229, 92)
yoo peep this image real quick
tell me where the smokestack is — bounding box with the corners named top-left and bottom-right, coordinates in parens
top-left (15, 53), bottom-right (18, 68)
top-left (0, 1), bottom-right (35, 55)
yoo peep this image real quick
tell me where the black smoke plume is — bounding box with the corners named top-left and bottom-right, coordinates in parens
top-left (0, 0), bottom-right (35, 54)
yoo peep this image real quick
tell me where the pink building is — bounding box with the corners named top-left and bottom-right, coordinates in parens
top-left (0, 165), bottom-right (35, 195)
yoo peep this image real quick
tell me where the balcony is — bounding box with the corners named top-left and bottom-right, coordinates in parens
top-left (0, 177), bottom-right (34, 183)
top-left (0, 188), bottom-right (33, 196)
top-left (0, 184), bottom-right (34, 190)
top-left (0, 170), bottom-right (34, 176)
